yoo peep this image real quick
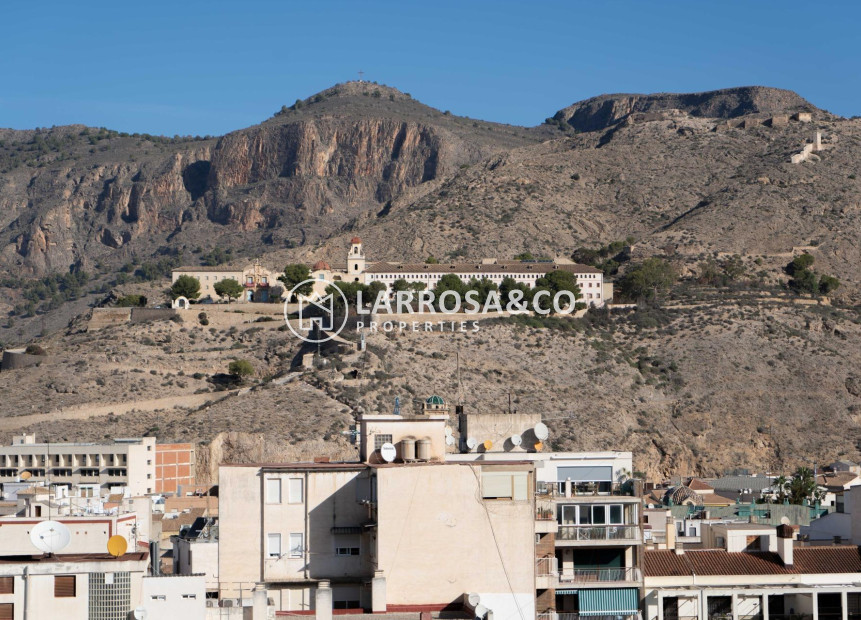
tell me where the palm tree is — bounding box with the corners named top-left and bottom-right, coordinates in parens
top-left (772, 475), bottom-right (789, 503)
top-left (787, 467), bottom-right (819, 505)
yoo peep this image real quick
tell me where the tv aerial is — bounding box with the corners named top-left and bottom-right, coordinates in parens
top-left (30, 520), bottom-right (71, 556)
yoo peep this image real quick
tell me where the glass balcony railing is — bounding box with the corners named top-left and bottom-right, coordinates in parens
top-left (557, 524), bottom-right (640, 542)
top-left (536, 481), bottom-right (635, 497)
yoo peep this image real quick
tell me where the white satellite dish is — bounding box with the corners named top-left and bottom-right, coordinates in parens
top-left (510, 434), bottom-right (523, 447)
top-left (30, 520), bottom-right (71, 555)
top-left (466, 437), bottom-right (478, 451)
top-left (380, 442), bottom-right (397, 463)
top-left (475, 604), bottom-right (488, 618)
top-left (445, 435), bottom-right (455, 446)
top-left (534, 422), bottom-right (549, 440)
top-left (467, 593), bottom-right (481, 607)
top-left (444, 426), bottom-right (453, 437)
top-left (133, 608), bottom-right (148, 620)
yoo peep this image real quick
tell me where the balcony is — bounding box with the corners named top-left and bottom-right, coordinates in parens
top-left (556, 524), bottom-right (640, 545)
top-left (538, 614), bottom-right (637, 620)
top-left (536, 559), bottom-right (641, 588)
top-left (536, 481), bottom-right (636, 498)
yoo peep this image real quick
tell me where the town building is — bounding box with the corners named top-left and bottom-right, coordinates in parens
top-left (170, 259), bottom-right (276, 303)
top-left (0, 551), bottom-right (151, 620)
top-left (0, 435), bottom-right (158, 498)
top-left (154, 443), bottom-right (196, 494)
top-left (643, 524), bottom-right (861, 620)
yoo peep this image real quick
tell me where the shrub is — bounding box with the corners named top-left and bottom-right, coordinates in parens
top-left (228, 359), bottom-right (254, 378)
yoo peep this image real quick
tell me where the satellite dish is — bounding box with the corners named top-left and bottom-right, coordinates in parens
top-left (467, 593), bottom-right (481, 607)
top-left (380, 442), bottom-right (397, 463)
top-left (133, 607), bottom-right (148, 620)
top-left (510, 434), bottom-right (523, 447)
top-left (20, 471), bottom-right (32, 480)
top-left (30, 521), bottom-right (71, 555)
top-left (475, 604), bottom-right (488, 618)
top-left (483, 440), bottom-right (493, 451)
top-left (534, 441), bottom-right (544, 452)
top-left (466, 437), bottom-right (478, 450)
top-left (444, 426), bottom-right (453, 437)
top-left (534, 422), bottom-right (549, 440)
top-left (445, 435), bottom-right (455, 446)
top-left (107, 535), bottom-right (128, 558)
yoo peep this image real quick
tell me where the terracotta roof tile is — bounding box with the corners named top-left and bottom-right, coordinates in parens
top-left (644, 547), bottom-right (861, 577)
top-left (364, 261), bottom-right (602, 276)
top-left (687, 478), bottom-right (715, 492)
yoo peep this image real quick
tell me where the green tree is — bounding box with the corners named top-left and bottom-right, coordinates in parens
top-left (819, 274), bottom-right (840, 295)
top-left (170, 275), bottom-right (200, 300)
top-left (115, 294), bottom-right (147, 307)
top-left (618, 258), bottom-right (677, 301)
top-left (788, 268), bottom-right (817, 295)
top-left (786, 467), bottom-right (821, 505)
top-left (214, 278), bottom-right (244, 304)
top-left (392, 278), bottom-right (412, 293)
top-left (466, 277), bottom-right (499, 306)
top-left (499, 277), bottom-right (532, 308)
top-left (326, 281), bottom-right (367, 307)
top-left (786, 253), bottom-right (815, 276)
top-left (432, 274), bottom-right (467, 311)
top-left (425, 256), bottom-right (439, 264)
top-left (367, 280), bottom-right (387, 303)
top-left (514, 252), bottom-right (535, 261)
top-left (533, 271), bottom-right (582, 313)
top-left (228, 359), bottom-right (254, 379)
top-left (278, 264), bottom-right (312, 300)
top-left (772, 475), bottom-right (789, 503)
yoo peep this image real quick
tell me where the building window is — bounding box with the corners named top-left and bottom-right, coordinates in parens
top-left (374, 434), bottom-right (393, 451)
top-left (266, 478), bottom-right (281, 504)
top-left (0, 604), bottom-right (12, 620)
top-left (288, 478), bottom-right (303, 504)
top-left (182, 594), bottom-right (197, 599)
top-left (335, 546), bottom-right (360, 556)
top-left (0, 577), bottom-right (13, 594)
top-left (289, 533), bottom-right (304, 558)
top-left (481, 471), bottom-right (528, 500)
top-left (267, 533), bottom-right (281, 558)
top-left (335, 534), bottom-right (360, 556)
top-left (54, 575), bottom-right (76, 597)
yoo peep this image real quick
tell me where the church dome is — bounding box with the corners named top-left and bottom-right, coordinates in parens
top-left (426, 395), bottom-right (445, 406)
top-left (663, 485), bottom-right (704, 507)
top-left (350, 236), bottom-right (362, 244)
top-left (312, 260), bottom-right (330, 271)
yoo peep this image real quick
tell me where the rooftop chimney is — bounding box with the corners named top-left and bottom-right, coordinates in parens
top-left (674, 539), bottom-right (685, 555)
top-left (776, 524), bottom-right (794, 567)
top-left (665, 515), bottom-right (676, 551)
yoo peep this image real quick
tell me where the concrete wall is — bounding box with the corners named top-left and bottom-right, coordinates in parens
top-left (141, 574), bottom-right (206, 620)
top-left (460, 412), bottom-right (543, 453)
top-left (0, 350), bottom-right (47, 371)
top-left (375, 462), bottom-right (535, 620)
top-left (87, 307), bottom-right (132, 330)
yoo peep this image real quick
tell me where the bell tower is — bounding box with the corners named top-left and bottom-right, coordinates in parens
top-left (347, 237), bottom-right (366, 279)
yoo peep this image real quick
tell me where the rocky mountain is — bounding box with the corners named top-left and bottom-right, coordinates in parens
top-left (0, 82), bottom-right (551, 280)
top-left (552, 86), bottom-right (818, 132)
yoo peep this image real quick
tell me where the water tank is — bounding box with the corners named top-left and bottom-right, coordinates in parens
top-left (416, 439), bottom-right (431, 461)
top-left (401, 438), bottom-right (416, 461)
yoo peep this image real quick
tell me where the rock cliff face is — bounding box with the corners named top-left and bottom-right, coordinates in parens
top-left (0, 83), bottom-right (541, 276)
top-left (554, 86), bottom-right (817, 132)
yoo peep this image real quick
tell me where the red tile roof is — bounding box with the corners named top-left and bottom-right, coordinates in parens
top-left (687, 478), bottom-right (715, 492)
top-left (364, 261), bottom-right (602, 275)
top-left (644, 547), bottom-right (861, 577)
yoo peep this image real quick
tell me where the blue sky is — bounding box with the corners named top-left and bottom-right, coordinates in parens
top-left (2, 1), bottom-right (858, 136)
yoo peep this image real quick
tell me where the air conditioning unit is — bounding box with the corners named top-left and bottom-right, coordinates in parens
top-left (205, 600), bottom-right (216, 608)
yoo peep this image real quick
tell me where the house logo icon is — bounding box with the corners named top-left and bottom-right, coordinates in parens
top-left (284, 278), bottom-right (349, 344)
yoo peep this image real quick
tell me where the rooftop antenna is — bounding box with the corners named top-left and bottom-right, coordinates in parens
top-left (508, 392), bottom-right (512, 415)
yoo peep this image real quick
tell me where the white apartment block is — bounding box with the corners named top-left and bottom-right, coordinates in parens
top-left (0, 434), bottom-right (156, 498)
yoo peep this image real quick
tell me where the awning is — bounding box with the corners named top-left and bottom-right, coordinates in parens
top-left (578, 588), bottom-right (640, 616)
top-left (330, 526), bottom-right (363, 535)
top-left (557, 466), bottom-right (613, 482)
top-left (557, 589), bottom-right (579, 595)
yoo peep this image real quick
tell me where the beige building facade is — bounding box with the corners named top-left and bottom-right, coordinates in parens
top-left (171, 259), bottom-right (276, 303)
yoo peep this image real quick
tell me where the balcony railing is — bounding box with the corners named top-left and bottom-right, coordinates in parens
top-left (539, 614), bottom-right (636, 620)
top-left (535, 559), bottom-right (641, 583)
top-left (536, 481), bottom-right (634, 497)
top-left (559, 567), bottom-right (642, 583)
top-left (557, 524), bottom-right (640, 542)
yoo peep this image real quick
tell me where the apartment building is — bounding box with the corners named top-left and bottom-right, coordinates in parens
top-left (219, 399), bottom-right (536, 619)
top-left (448, 408), bottom-right (642, 620)
top-left (643, 524), bottom-right (861, 620)
top-left (0, 551), bottom-right (150, 620)
top-left (0, 435), bottom-right (157, 497)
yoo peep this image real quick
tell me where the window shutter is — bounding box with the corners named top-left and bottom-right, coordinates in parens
top-left (482, 473), bottom-right (513, 498)
top-left (0, 577), bottom-right (12, 595)
top-left (0, 603), bottom-right (12, 620)
top-left (288, 478), bottom-right (303, 503)
top-left (512, 473), bottom-right (528, 500)
top-left (54, 575), bottom-right (76, 597)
